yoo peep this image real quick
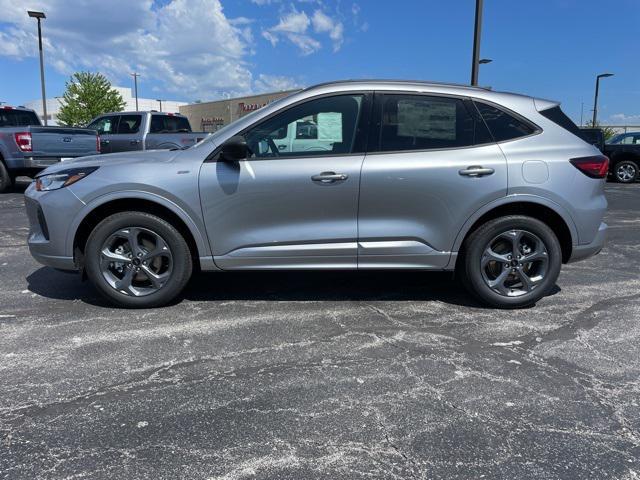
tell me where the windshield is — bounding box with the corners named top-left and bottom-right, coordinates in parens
top-left (191, 93), bottom-right (296, 149)
top-left (607, 134), bottom-right (625, 144)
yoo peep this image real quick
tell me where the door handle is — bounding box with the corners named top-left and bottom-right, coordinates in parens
top-left (278, 144), bottom-right (286, 150)
top-left (459, 166), bottom-right (495, 177)
top-left (101, 139), bottom-right (110, 144)
top-left (311, 171), bottom-right (348, 183)
top-left (130, 140), bottom-right (141, 145)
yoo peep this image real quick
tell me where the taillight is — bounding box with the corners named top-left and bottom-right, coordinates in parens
top-left (14, 132), bottom-right (32, 152)
top-left (570, 155), bottom-right (609, 179)
top-left (96, 135), bottom-right (101, 153)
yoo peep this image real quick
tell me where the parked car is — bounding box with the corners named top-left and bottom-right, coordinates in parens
top-left (579, 128), bottom-right (640, 183)
top-left (0, 106), bottom-right (99, 192)
top-left (86, 111), bottom-right (209, 153)
top-left (25, 80), bottom-right (608, 309)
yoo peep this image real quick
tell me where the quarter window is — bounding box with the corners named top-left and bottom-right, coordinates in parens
top-left (475, 102), bottom-right (536, 142)
top-left (244, 95), bottom-right (364, 158)
top-left (378, 95), bottom-right (489, 151)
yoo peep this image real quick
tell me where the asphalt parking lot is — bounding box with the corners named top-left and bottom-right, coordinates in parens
top-left (1, 180), bottom-right (639, 480)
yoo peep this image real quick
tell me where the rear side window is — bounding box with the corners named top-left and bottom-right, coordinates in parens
top-left (117, 115), bottom-right (142, 134)
top-left (150, 114), bottom-right (191, 133)
top-left (378, 94), bottom-right (491, 151)
top-left (539, 106), bottom-right (582, 138)
top-left (0, 109), bottom-right (40, 127)
top-left (475, 102), bottom-right (536, 142)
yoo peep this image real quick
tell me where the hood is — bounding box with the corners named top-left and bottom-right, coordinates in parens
top-left (37, 149), bottom-right (180, 176)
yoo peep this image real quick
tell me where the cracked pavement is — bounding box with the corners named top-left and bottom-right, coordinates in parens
top-left (1, 181), bottom-right (639, 479)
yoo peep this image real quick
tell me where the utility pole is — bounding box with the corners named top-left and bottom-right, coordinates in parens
top-left (130, 72), bottom-right (140, 111)
top-left (592, 73), bottom-right (613, 126)
top-left (28, 11), bottom-right (48, 125)
top-left (580, 102), bottom-right (584, 127)
top-left (470, 0), bottom-right (484, 86)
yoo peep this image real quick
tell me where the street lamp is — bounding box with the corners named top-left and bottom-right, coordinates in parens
top-left (156, 99), bottom-right (163, 112)
top-left (27, 10), bottom-right (48, 126)
top-left (592, 73), bottom-right (614, 126)
top-left (470, 0), bottom-right (484, 86)
top-left (479, 58), bottom-right (492, 65)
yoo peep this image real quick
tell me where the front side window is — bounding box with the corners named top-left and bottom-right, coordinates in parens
top-left (87, 116), bottom-right (117, 134)
top-left (378, 94), bottom-right (490, 152)
top-left (117, 115), bottom-right (142, 134)
top-left (475, 102), bottom-right (536, 142)
top-left (244, 94), bottom-right (364, 158)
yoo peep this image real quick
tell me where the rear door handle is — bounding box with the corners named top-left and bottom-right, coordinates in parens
top-left (311, 171), bottom-right (348, 183)
top-left (101, 139), bottom-right (110, 144)
top-left (130, 140), bottom-right (141, 145)
top-left (459, 166), bottom-right (495, 177)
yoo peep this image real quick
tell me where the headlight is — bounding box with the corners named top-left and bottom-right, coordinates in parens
top-left (35, 167), bottom-right (99, 191)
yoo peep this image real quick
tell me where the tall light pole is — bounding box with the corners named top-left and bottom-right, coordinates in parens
top-left (28, 10), bottom-right (48, 125)
top-left (592, 73), bottom-right (613, 126)
top-left (156, 99), bottom-right (163, 112)
top-left (130, 72), bottom-right (140, 110)
top-left (470, 0), bottom-right (484, 86)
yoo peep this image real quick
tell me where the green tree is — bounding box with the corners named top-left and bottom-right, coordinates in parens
top-left (584, 120), bottom-right (617, 141)
top-left (57, 72), bottom-right (126, 127)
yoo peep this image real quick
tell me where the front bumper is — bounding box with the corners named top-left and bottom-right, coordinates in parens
top-left (25, 183), bottom-right (84, 271)
top-left (568, 222), bottom-right (607, 263)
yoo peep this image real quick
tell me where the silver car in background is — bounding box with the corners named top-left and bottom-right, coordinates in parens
top-left (24, 80), bottom-right (608, 308)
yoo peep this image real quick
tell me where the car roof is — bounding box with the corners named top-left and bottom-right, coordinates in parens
top-left (303, 79), bottom-right (491, 94)
top-left (101, 111), bottom-right (184, 116)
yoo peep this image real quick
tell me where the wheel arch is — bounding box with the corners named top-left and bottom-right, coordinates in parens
top-left (69, 192), bottom-right (212, 270)
top-left (452, 197), bottom-right (577, 265)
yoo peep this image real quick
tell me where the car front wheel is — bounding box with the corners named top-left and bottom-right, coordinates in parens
top-left (85, 211), bottom-right (192, 308)
top-left (460, 215), bottom-right (562, 308)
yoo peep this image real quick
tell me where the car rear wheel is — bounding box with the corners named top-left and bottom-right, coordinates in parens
top-left (460, 215), bottom-right (562, 308)
top-left (85, 212), bottom-right (192, 308)
top-left (614, 160), bottom-right (638, 183)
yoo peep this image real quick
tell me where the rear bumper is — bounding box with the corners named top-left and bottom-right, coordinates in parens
top-left (568, 222), bottom-right (607, 263)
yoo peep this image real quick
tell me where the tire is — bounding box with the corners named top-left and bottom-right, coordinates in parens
top-left (613, 160), bottom-right (638, 183)
top-left (85, 211), bottom-right (192, 308)
top-left (0, 160), bottom-right (13, 193)
top-left (459, 215), bottom-right (562, 308)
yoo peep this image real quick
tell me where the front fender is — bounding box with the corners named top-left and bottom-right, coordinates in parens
top-left (64, 190), bottom-right (213, 266)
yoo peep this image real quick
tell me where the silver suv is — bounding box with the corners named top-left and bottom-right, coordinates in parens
top-left (24, 80), bottom-right (608, 308)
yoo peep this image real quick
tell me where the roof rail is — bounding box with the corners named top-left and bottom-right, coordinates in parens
top-left (301, 79), bottom-right (491, 92)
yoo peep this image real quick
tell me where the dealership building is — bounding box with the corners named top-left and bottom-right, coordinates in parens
top-left (179, 90), bottom-right (300, 133)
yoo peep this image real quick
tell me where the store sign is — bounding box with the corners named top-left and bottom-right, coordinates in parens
top-left (201, 116), bottom-right (224, 125)
top-left (238, 102), bottom-right (268, 112)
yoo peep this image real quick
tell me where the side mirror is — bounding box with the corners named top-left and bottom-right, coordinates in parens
top-left (220, 135), bottom-right (248, 161)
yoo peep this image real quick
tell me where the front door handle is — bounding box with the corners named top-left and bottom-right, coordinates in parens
top-left (311, 171), bottom-right (348, 183)
top-left (101, 139), bottom-right (110, 144)
top-left (130, 140), bottom-right (141, 145)
top-left (459, 166), bottom-right (495, 177)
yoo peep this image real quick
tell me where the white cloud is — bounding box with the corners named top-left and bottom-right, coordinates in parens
top-left (0, 0), bottom-right (299, 101)
top-left (263, 8), bottom-right (344, 55)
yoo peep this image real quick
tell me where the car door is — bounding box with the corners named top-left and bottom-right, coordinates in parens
top-left (199, 93), bottom-right (371, 269)
top-left (357, 92), bottom-right (508, 268)
top-left (109, 114), bottom-right (144, 152)
top-left (87, 115), bottom-right (118, 153)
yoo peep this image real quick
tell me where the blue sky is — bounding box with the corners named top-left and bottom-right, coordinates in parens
top-left (0, 0), bottom-right (638, 124)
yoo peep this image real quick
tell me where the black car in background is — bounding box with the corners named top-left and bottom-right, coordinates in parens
top-left (580, 128), bottom-right (640, 183)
